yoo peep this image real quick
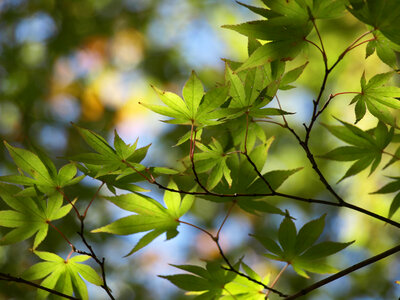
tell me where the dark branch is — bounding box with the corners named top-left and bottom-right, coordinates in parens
top-left (0, 273), bottom-right (79, 300)
top-left (285, 243), bottom-right (400, 299)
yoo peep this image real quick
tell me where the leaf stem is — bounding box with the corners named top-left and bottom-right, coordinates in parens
top-left (265, 262), bottom-right (289, 299)
top-left (82, 182), bottom-right (105, 219)
top-left (178, 220), bottom-right (214, 239)
top-left (216, 200), bottom-right (237, 240)
top-left (56, 187), bottom-right (81, 218)
top-left (311, 18), bottom-right (327, 66)
top-left (47, 220), bottom-right (75, 250)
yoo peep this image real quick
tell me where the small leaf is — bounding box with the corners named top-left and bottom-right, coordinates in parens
top-left (278, 216), bottom-right (297, 258)
top-left (301, 241), bottom-right (354, 260)
top-left (295, 215), bottom-right (325, 255)
top-left (74, 125), bottom-right (116, 157)
top-left (250, 234), bottom-right (283, 256)
top-left (4, 142), bottom-right (53, 185)
top-left (389, 193), bottom-right (400, 218)
top-left (183, 71), bottom-right (204, 117)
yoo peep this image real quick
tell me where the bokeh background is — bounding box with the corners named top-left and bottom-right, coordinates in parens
top-left (0, 0), bottom-right (399, 299)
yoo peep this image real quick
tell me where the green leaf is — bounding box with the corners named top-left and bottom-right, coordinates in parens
top-left (164, 181), bottom-right (183, 218)
top-left (92, 189), bottom-right (188, 254)
top-left (4, 142), bottom-right (53, 186)
top-left (74, 125), bottom-right (116, 157)
top-left (57, 163), bottom-right (78, 187)
top-left (338, 155), bottom-right (375, 182)
top-left (159, 274), bottom-right (211, 291)
top-left (0, 183), bottom-right (74, 248)
top-left (237, 39), bottom-right (307, 72)
top-left (125, 229), bottom-right (164, 256)
top-left (238, 199), bottom-right (284, 216)
top-left (114, 131), bottom-right (137, 159)
top-left (160, 261), bottom-right (237, 297)
top-left (371, 31), bottom-right (400, 69)
top-left (250, 234), bottom-right (283, 256)
top-left (351, 72), bottom-right (400, 126)
top-left (320, 146), bottom-right (373, 161)
top-left (225, 64), bottom-right (246, 107)
top-left (70, 260), bottom-right (103, 286)
top-left (301, 241), bottom-right (354, 260)
top-left (92, 214), bottom-right (174, 235)
top-left (278, 216), bottom-right (297, 258)
top-left (280, 62), bottom-right (308, 87)
top-left (139, 102), bottom-right (187, 120)
top-left (295, 215), bottom-right (325, 255)
top-left (389, 193), bottom-right (400, 219)
top-left (183, 71), bottom-right (204, 117)
top-left (249, 168), bottom-right (302, 194)
top-left (308, 0), bottom-right (346, 19)
top-left (237, 1), bottom-right (278, 19)
top-left (151, 85), bottom-right (191, 118)
top-left (22, 252), bottom-right (102, 300)
top-left (347, 0), bottom-right (400, 45)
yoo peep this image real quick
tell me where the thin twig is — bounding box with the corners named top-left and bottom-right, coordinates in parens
top-left (311, 18), bottom-right (327, 66)
top-left (82, 182), bottom-right (105, 219)
top-left (253, 119), bottom-right (286, 128)
top-left (265, 262), bottom-right (290, 299)
top-left (244, 111), bottom-right (250, 154)
top-left (216, 241), bottom-right (288, 297)
top-left (316, 92), bottom-right (360, 118)
top-left (348, 37), bottom-right (377, 51)
top-left (77, 221), bottom-right (115, 300)
top-left (329, 30), bottom-right (375, 72)
top-left (178, 220), bottom-right (214, 239)
top-left (56, 187), bottom-right (81, 218)
top-left (190, 127), bottom-right (212, 193)
top-left (304, 37), bottom-right (324, 58)
top-left (243, 152), bottom-right (275, 193)
top-left (285, 243), bottom-right (400, 299)
top-left (0, 273), bottom-right (79, 300)
top-left (178, 220), bottom-right (287, 297)
top-left (47, 220), bottom-right (75, 250)
top-left (216, 200), bottom-right (237, 240)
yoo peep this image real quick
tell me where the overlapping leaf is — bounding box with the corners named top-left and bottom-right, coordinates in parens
top-left (252, 215), bottom-right (353, 278)
top-left (347, 0), bottom-right (400, 45)
top-left (224, 0), bottom-right (316, 71)
top-left (225, 63), bottom-right (293, 118)
top-left (366, 31), bottom-right (400, 69)
top-left (69, 126), bottom-right (168, 192)
top-left (0, 183), bottom-right (74, 249)
top-left (159, 261), bottom-right (237, 299)
top-left (220, 263), bottom-right (269, 300)
top-left (203, 141), bottom-right (298, 216)
top-left (350, 72), bottom-right (400, 126)
top-left (0, 143), bottom-right (84, 196)
top-left (22, 251), bottom-right (102, 300)
top-left (92, 181), bottom-right (194, 256)
top-left (321, 120), bottom-right (393, 182)
top-left (141, 71), bottom-right (236, 127)
top-left (372, 177), bottom-right (400, 218)
top-left (194, 138), bottom-right (233, 189)
top-left (224, 19), bottom-right (311, 71)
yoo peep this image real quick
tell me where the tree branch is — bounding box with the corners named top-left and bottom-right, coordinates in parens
top-left (0, 272), bottom-right (79, 300)
top-left (285, 243), bottom-right (400, 299)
